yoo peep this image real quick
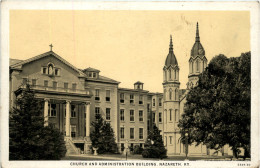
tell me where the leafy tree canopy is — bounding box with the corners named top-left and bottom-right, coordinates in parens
top-left (178, 52), bottom-right (250, 158)
top-left (9, 84), bottom-right (66, 160)
top-left (142, 124), bottom-right (167, 159)
top-left (90, 114), bottom-right (118, 154)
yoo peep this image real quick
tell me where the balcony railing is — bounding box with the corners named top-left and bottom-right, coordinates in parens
top-left (21, 84), bottom-right (90, 95)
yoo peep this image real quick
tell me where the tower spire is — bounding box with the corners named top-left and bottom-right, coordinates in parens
top-left (169, 35), bottom-right (173, 52)
top-left (196, 22), bottom-right (200, 42)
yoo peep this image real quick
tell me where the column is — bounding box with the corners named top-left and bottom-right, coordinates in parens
top-left (84, 102), bottom-right (91, 154)
top-left (85, 103), bottom-right (90, 137)
top-left (66, 100), bottom-right (71, 137)
top-left (44, 98), bottom-right (49, 127)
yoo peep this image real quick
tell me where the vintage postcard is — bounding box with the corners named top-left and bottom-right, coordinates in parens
top-left (1, 1), bottom-right (259, 168)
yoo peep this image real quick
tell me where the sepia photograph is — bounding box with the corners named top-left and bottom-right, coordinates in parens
top-left (1, 1), bottom-right (259, 168)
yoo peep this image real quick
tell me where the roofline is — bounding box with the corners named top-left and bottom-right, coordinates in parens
top-left (118, 87), bottom-right (149, 93)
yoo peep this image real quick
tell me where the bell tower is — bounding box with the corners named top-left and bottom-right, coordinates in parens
top-left (188, 22), bottom-right (207, 89)
top-left (162, 35), bottom-right (180, 152)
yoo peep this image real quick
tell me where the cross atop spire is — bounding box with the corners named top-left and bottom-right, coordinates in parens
top-left (169, 35), bottom-right (173, 52)
top-left (196, 22), bottom-right (200, 42)
top-left (49, 44), bottom-right (53, 51)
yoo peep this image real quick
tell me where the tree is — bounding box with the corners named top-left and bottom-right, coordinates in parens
top-left (142, 124), bottom-right (167, 159)
top-left (178, 52), bottom-right (251, 158)
top-left (9, 84), bottom-right (66, 160)
top-left (89, 114), bottom-right (118, 154)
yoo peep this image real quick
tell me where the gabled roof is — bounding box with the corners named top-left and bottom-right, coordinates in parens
top-left (10, 51), bottom-right (86, 77)
top-left (10, 59), bottom-right (23, 66)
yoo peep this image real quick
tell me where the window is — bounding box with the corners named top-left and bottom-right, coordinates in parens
top-left (71, 105), bottom-right (76, 118)
top-left (139, 110), bottom-right (143, 122)
top-left (95, 89), bottom-right (100, 101)
top-left (32, 79), bottom-right (36, 86)
top-left (72, 83), bottom-right (77, 91)
top-left (153, 112), bottom-right (155, 123)
top-left (106, 90), bottom-right (110, 102)
top-left (120, 109), bottom-right (124, 121)
top-left (120, 93), bottom-right (124, 103)
top-left (169, 136), bottom-right (172, 144)
top-left (153, 99), bottom-right (155, 107)
top-left (88, 72), bottom-right (92, 77)
top-left (159, 112), bottom-right (162, 123)
top-left (192, 61), bottom-right (194, 73)
top-left (43, 67), bottom-right (47, 74)
top-left (139, 128), bottom-right (143, 139)
top-left (165, 136), bottom-right (167, 146)
top-left (159, 98), bottom-right (162, 106)
top-left (121, 143), bottom-right (125, 151)
top-left (54, 68), bottom-right (60, 76)
top-left (169, 109), bottom-right (172, 121)
top-left (71, 125), bottom-right (76, 138)
top-left (175, 109), bottom-right (178, 122)
top-left (197, 60), bottom-right (199, 71)
top-left (53, 81), bottom-right (57, 89)
top-left (120, 127), bottom-right (124, 139)
top-left (130, 128), bottom-right (134, 139)
top-left (175, 88), bottom-right (178, 100)
top-left (139, 95), bottom-right (143, 104)
top-left (64, 82), bottom-right (68, 90)
top-left (95, 107), bottom-right (100, 120)
top-left (175, 70), bottom-right (177, 79)
top-left (93, 73), bottom-right (96, 78)
top-left (48, 104), bottom-right (56, 117)
top-left (169, 89), bottom-right (172, 100)
top-left (130, 110), bottom-right (134, 122)
top-left (140, 143), bottom-right (143, 148)
top-left (44, 80), bottom-right (48, 87)
top-left (169, 69), bottom-right (172, 79)
top-left (130, 94), bottom-right (134, 104)
top-left (106, 108), bottom-right (111, 120)
top-left (164, 89), bottom-right (166, 100)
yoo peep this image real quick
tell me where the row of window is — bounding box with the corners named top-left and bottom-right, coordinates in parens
top-left (94, 107), bottom-right (111, 121)
top-left (164, 88), bottom-right (178, 100)
top-left (167, 109), bottom-right (179, 122)
top-left (120, 127), bottom-right (144, 140)
top-left (24, 78), bottom-right (78, 91)
top-left (164, 69), bottom-right (178, 81)
top-left (120, 109), bottom-right (143, 122)
top-left (152, 98), bottom-right (162, 107)
top-left (120, 93), bottom-right (143, 104)
top-left (190, 59), bottom-right (206, 73)
top-left (42, 64), bottom-right (60, 76)
top-left (48, 104), bottom-right (77, 118)
top-left (94, 89), bottom-right (111, 101)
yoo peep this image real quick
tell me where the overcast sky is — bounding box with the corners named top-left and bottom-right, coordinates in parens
top-left (10, 10), bottom-right (250, 92)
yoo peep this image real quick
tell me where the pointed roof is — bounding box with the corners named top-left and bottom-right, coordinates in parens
top-left (165, 35), bottom-right (178, 68)
top-left (191, 22), bottom-right (205, 58)
top-left (10, 51), bottom-right (86, 77)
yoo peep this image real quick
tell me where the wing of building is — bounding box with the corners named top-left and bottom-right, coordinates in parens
top-left (9, 23), bottom-right (232, 156)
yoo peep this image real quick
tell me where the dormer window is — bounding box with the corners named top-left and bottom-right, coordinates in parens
top-left (93, 73), bottom-right (96, 78)
top-left (89, 72), bottom-right (92, 77)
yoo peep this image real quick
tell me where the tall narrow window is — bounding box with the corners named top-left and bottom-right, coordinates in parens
top-left (139, 110), bottom-right (143, 122)
top-left (48, 104), bottom-right (57, 117)
top-left (130, 110), bottom-right (134, 121)
top-left (164, 89), bottom-right (166, 100)
top-left (64, 82), bottom-right (68, 90)
top-left (175, 109), bottom-right (178, 122)
top-left (120, 93), bottom-right (124, 103)
top-left (169, 89), bottom-right (172, 100)
top-left (159, 112), bottom-right (162, 123)
top-left (95, 89), bottom-right (100, 101)
top-left (139, 95), bottom-right (143, 104)
top-left (106, 108), bottom-right (111, 120)
top-left (169, 136), bottom-right (172, 144)
top-left (169, 109), bottom-right (172, 121)
top-left (192, 61), bottom-right (194, 73)
top-left (159, 98), bottom-right (162, 106)
top-left (174, 70), bottom-right (177, 79)
top-left (175, 89), bottom-right (178, 100)
top-left (71, 125), bottom-right (76, 138)
top-left (120, 127), bottom-right (125, 139)
top-left (71, 105), bottom-right (76, 118)
top-left (72, 83), bottom-right (77, 91)
top-left (130, 128), bottom-right (134, 139)
top-left (153, 112), bottom-right (155, 123)
top-left (196, 60), bottom-right (199, 71)
top-left (106, 90), bottom-right (110, 102)
top-left (139, 128), bottom-right (143, 139)
top-left (32, 79), bottom-right (36, 87)
top-left (120, 109), bottom-right (125, 121)
top-left (169, 69), bottom-right (172, 79)
top-left (95, 107), bottom-right (100, 120)
top-left (130, 94), bottom-right (134, 104)
top-left (153, 99), bottom-right (155, 106)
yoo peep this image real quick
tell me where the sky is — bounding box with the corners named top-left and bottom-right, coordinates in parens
top-left (10, 10), bottom-right (250, 92)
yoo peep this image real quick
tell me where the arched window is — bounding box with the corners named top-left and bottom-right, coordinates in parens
top-left (169, 69), bottom-right (172, 80)
top-left (164, 70), bottom-right (167, 81)
top-left (48, 64), bottom-right (54, 75)
top-left (169, 89), bottom-right (172, 100)
top-left (174, 70), bottom-right (176, 79)
top-left (164, 89), bottom-right (167, 100)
